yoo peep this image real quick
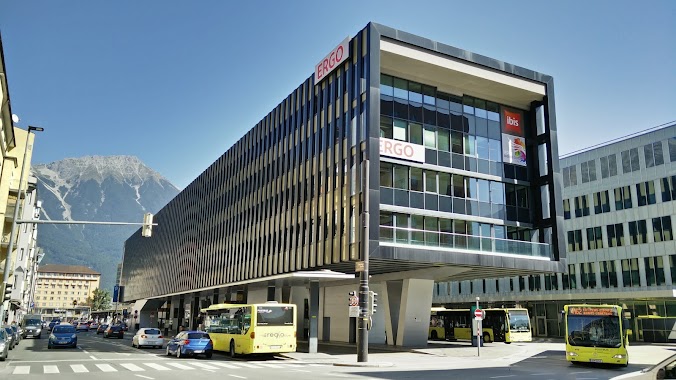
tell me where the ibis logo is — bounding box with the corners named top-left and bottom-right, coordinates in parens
top-left (503, 109), bottom-right (524, 136)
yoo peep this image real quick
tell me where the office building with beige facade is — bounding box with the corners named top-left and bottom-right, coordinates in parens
top-left (34, 264), bottom-right (100, 319)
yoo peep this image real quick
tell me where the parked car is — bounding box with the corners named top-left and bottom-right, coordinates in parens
top-left (119, 322), bottom-right (129, 331)
top-left (21, 317), bottom-right (43, 339)
top-left (611, 352), bottom-right (676, 379)
top-left (48, 324), bottom-right (77, 349)
top-left (0, 328), bottom-right (8, 361)
top-left (104, 324), bottom-right (124, 339)
top-left (2, 326), bottom-right (15, 350)
top-left (89, 322), bottom-right (99, 330)
top-left (97, 324), bottom-right (109, 335)
top-left (165, 331), bottom-right (213, 358)
top-left (76, 323), bottom-right (89, 332)
top-left (132, 328), bottom-right (164, 348)
top-left (9, 325), bottom-right (20, 345)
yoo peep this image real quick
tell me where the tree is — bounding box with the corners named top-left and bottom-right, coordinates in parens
top-left (87, 289), bottom-right (111, 311)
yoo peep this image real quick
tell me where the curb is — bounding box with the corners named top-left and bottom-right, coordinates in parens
top-left (333, 361), bottom-right (395, 368)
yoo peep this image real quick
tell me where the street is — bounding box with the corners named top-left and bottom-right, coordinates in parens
top-left (0, 331), bottom-right (672, 380)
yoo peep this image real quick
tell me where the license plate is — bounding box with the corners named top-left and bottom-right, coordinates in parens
top-left (589, 359), bottom-right (603, 363)
top-left (193, 350), bottom-right (203, 353)
top-left (270, 345), bottom-right (282, 349)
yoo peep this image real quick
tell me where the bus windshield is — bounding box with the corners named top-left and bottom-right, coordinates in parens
top-left (508, 310), bottom-right (530, 332)
top-left (567, 315), bottom-right (622, 348)
top-left (256, 306), bottom-right (294, 326)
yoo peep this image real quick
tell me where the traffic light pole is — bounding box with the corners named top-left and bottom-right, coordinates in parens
top-left (357, 161), bottom-right (370, 363)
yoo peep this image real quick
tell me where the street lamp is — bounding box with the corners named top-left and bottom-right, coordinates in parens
top-left (0, 126), bottom-right (44, 323)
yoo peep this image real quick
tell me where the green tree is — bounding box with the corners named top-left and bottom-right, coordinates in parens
top-left (87, 289), bottom-right (111, 311)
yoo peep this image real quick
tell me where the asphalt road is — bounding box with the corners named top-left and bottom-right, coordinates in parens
top-left (0, 331), bottom-right (665, 380)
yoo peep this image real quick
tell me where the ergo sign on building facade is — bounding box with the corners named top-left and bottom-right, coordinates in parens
top-left (315, 37), bottom-right (350, 83)
top-left (379, 138), bottom-right (426, 163)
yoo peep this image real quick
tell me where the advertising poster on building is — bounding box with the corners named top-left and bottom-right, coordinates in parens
top-left (502, 133), bottom-right (527, 166)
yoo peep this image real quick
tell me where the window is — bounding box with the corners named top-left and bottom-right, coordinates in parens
top-left (621, 258), bottom-right (640, 287)
top-left (580, 160), bottom-right (597, 183)
top-left (628, 220), bottom-right (648, 245)
top-left (424, 170), bottom-right (437, 193)
top-left (574, 195), bottom-right (590, 217)
top-left (393, 165), bottom-right (409, 190)
top-left (607, 223), bottom-right (624, 247)
top-left (380, 116), bottom-right (393, 139)
top-left (567, 229), bottom-right (583, 252)
top-left (580, 262), bottom-right (597, 289)
top-left (644, 257), bottom-right (665, 286)
top-left (563, 199), bottom-right (571, 219)
top-left (586, 226), bottom-right (603, 250)
top-left (423, 125), bottom-right (436, 148)
top-left (544, 274), bottom-right (558, 290)
top-left (528, 275), bottom-right (541, 291)
top-left (563, 166), bottom-right (577, 188)
top-left (670, 138), bottom-right (676, 162)
top-left (636, 181), bottom-right (656, 206)
top-left (614, 186), bottom-right (632, 210)
top-left (410, 167), bottom-right (423, 192)
top-left (393, 119), bottom-right (407, 141)
top-left (567, 264), bottom-right (577, 289)
top-left (593, 191), bottom-right (610, 214)
top-left (644, 141), bottom-right (664, 168)
top-left (661, 176), bottom-right (676, 202)
top-left (439, 173), bottom-right (451, 196)
top-left (409, 122), bottom-right (423, 145)
top-left (600, 261), bottom-right (618, 288)
top-left (380, 162), bottom-right (393, 188)
top-left (600, 154), bottom-right (618, 178)
top-left (621, 148), bottom-right (640, 173)
top-left (653, 216), bottom-right (673, 242)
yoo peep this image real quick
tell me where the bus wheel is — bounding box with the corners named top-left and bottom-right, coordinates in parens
top-left (229, 340), bottom-right (236, 358)
top-left (483, 333), bottom-right (491, 343)
top-left (505, 342), bottom-right (511, 344)
top-left (431, 331), bottom-right (438, 340)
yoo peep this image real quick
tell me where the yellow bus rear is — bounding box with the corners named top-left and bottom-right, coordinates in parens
top-left (564, 304), bottom-right (629, 366)
top-left (202, 302), bottom-right (297, 356)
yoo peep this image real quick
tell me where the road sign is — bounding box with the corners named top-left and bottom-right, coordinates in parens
top-left (349, 306), bottom-right (359, 317)
top-left (113, 285), bottom-right (120, 303)
top-left (349, 295), bottom-right (359, 306)
top-left (355, 261), bottom-right (365, 272)
top-left (474, 308), bottom-right (484, 320)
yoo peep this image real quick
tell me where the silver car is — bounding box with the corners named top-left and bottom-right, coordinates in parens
top-left (2, 326), bottom-right (14, 350)
top-left (0, 328), bottom-right (8, 360)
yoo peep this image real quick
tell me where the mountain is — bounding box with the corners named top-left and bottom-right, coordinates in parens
top-left (33, 156), bottom-right (180, 291)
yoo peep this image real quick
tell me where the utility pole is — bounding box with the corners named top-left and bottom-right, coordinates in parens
top-left (357, 160), bottom-right (370, 362)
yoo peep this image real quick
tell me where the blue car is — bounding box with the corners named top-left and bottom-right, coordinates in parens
top-left (48, 324), bottom-right (77, 349)
top-left (48, 320), bottom-right (61, 331)
top-left (166, 331), bottom-right (213, 358)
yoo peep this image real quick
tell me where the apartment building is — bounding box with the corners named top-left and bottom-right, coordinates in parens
top-left (34, 264), bottom-right (100, 319)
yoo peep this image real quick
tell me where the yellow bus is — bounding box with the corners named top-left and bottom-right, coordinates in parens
top-left (201, 302), bottom-right (297, 357)
top-left (564, 304), bottom-right (630, 366)
top-left (429, 307), bottom-right (532, 343)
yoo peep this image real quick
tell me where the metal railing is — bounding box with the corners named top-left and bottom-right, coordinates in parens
top-left (379, 225), bottom-right (551, 258)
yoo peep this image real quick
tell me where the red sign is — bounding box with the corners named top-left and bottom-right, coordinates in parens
top-left (474, 309), bottom-right (484, 318)
top-left (502, 109), bottom-right (524, 136)
top-left (315, 37), bottom-right (350, 83)
top-left (379, 138), bottom-right (425, 163)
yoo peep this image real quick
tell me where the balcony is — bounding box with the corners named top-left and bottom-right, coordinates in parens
top-left (379, 226), bottom-right (551, 258)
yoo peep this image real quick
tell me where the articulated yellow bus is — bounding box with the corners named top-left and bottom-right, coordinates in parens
top-left (564, 304), bottom-right (630, 366)
top-left (429, 307), bottom-right (531, 343)
top-left (201, 302), bottom-right (297, 357)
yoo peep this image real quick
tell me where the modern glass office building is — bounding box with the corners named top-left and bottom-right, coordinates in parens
top-left (434, 123), bottom-right (676, 342)
top-left (122, 23), bottom-right (565, 347)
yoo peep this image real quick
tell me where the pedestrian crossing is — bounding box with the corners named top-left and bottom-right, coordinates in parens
top-left (10, 361), bottom-right (327, 375)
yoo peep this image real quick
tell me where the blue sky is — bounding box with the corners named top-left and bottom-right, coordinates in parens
top-left (1, 0), bottom-right (674, 189)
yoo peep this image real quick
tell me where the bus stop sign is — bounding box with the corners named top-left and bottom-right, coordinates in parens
top-left (474, 308), bottom-right (484, 320)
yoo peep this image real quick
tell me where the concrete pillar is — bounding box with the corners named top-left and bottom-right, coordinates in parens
top-left (308, 281), bottom-right (319, 353)
top-left (384, 280), bottom-right (402, 345)
top-left (395, 278), bottom-right (434, 347)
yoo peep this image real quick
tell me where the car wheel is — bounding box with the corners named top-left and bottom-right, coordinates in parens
top-left (176, 347), bottom-right (182, 358)
top-left (206, 352), bottom-right (212, 359)
top-left (229, 340), bottom-right (236, 358)
top-left (165, 346), bottom-right (171, 356)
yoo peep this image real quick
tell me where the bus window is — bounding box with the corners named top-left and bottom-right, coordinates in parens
top-left (257, 305), bottom-right (295, 326)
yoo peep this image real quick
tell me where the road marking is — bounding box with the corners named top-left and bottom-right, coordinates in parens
top-left (289, 369), bottom-right (311, 373)
top-left (120, 363), bottom-right (146, 371)
top-left (144, 363), bottom-right (171, 371)
top-left (234, 362), bottom-right (261, 368)
top-left (257, 363), bottom-right (284, 368)
top-left (489, 376), bottom-right (516, 379)
top-left (229, 375), bottom-right (246, 379)
top-left (135, 375), bottom-right (155, 380)
top-left (164, 362), bottom-right (194, 370)
top-left (531, 374), bottom-right (555, 376)
top-left (90, 355), bottom-right (98, 359)
top-left (211, 362), bottom-right (241, 369)
top-left (190, 362), bottom-right (220, 369)
top-left (95, 363), bottom-right (118, 372)
top-left (44, 365), bottom-right (60, 374)
top-left (13, 366), bottom-right (30, 375)
top-left (282, 363), bottom-right (304, 368)
top-left (571, 372), bottom-right (592, 375)
top-left (71, 364), bottom-right (89, 373)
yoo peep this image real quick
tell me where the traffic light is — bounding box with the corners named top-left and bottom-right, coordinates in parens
top-left (368, 290), bottom-right (377, 315)
top-left (73, 299), bottom-right (78, 306)
top-left (2, 283), bottom-right (12, 302)
top-left (142, 213), bottom-right (154, 237)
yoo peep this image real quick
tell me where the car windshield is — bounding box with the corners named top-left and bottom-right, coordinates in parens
top-left (144, 329), bottom-right (161, 335)
top-left (53, 326), bottom-right (76, 334)
top-left (187, 332), bottom-right (210, 339)
top-left (24, 319), bottom-right (41, 326)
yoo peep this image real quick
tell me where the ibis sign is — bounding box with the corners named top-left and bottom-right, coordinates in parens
top-left (315, 37), bottom-right (350, 84)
